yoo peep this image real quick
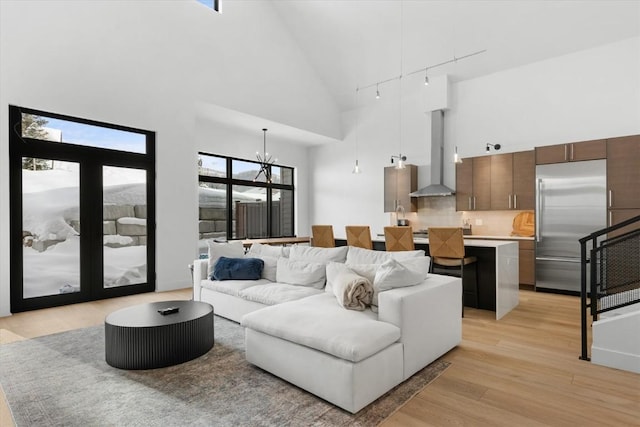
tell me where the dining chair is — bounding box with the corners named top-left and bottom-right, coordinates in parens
top-left (428, 227), bottom-right (478, 316)
top-left (345, 226), bottom-right (373, 249)
top-left (311, 225), bottom-right (335, 248)
top-left (383, 226), bottom-right (415, 251)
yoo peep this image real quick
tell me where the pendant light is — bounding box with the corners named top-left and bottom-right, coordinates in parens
top-left (454, 146), bottom-right (462, 164)
top-left (352, 88), bottom-right (362, 174)
top-left (254, 128), bottom-right (275, 183)
top-left (391, 2), bottom-right (406, 170)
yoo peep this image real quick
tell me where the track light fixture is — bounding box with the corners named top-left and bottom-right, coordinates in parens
top-left (486, 143), bottom-right (501, 153)
top-left (358, 49), bottom-right (486, 101)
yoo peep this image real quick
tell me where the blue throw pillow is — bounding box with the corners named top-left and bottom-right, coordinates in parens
top-left (212, 257), bottom-right (264, 281)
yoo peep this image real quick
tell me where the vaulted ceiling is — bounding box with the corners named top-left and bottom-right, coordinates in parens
top-left (271, 0), bottom-right (640, 112)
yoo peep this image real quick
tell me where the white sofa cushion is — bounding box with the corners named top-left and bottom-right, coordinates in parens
top-left (242, 293), bottom-right (400, 362)
top-left (372, 258), bottom-right (428, 308)
top-left (200, 278), bottom-right (270, 297)
top-left (345, 246), bottom-right (425, 265)
top-left (276, 258), bottom-right (326, 289)
top-left (239, 283), bottom-right (323, 306)
top-left (289, 245), bottom-right (349, 264)
top-left (207, 240), bottom-right (245, 277)
top-left (244, 254), bottom-right (278, 281)
top-left (247, 242), bottom-right (290, 258)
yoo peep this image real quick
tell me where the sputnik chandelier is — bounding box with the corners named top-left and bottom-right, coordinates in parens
top-left (254, 128), bottom-right (276, 183)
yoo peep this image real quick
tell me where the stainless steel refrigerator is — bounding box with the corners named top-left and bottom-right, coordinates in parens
top-left (535, 159), bottom-right (607, 293)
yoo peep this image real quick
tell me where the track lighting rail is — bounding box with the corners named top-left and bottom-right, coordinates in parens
top-left (356, 49), bottom-right (487, 93)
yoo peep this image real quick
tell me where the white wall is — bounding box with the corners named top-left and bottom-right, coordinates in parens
top-left (310, 37), bottom-right (640, 236)
top-left (0, 0), bottom-right (339, 317)
top-left (592, 307), bottom-right (640, 374)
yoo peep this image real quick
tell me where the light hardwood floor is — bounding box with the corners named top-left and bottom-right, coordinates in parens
top-left (1, 289), bottom-right (638, 426)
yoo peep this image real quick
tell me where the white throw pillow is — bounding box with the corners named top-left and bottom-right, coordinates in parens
top-left (207, 240), bottom-right (245, 278)
top-left (345, 246), bottom-right (424, 265)
top-left (247, 242), bottom-right (288, 258)
top-left (245, 254), bottom-right (278, 282)
top-left (289, 245), bottom-right (348, 264)
top-left (371, 258), bottom-right (426, 310)
top-left (276, 258), bottom-right (326, 289)
top-left (341, 257), bottom-right (429, 293)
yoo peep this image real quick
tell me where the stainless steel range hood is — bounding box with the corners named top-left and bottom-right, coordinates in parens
top-left (409, 110), bottom-right (456, 197)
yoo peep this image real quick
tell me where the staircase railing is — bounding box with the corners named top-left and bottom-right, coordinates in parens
top-left (579, 214), bottom-right (640, 361)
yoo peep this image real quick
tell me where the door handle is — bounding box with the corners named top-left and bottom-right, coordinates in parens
top-left (536, 179), bottom-right (542, 242)
top-left (508, 194), bottom-right (512, 209)
top-left (473, 197), bottom-right (476, 210)
top-left (536, 256), bottom-right (581, 263)
top-left (608, 190), bottom-right (613, 208)
top-left (514, 194), bottom-right (518, 209)
top-left (570, 144), bottom-right (574, 161)
top-left (468, 197), bottom-right (472, 210)
top-left (609, 211), bottom-right (612, 227)
top-left (564, 145), bottom-right (568, 162)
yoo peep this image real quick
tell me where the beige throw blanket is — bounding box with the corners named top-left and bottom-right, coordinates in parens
top-left (331, 270), bottom-right (374, 311)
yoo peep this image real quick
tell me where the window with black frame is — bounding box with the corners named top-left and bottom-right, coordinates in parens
top-left (197, 153), bottom-right (294, 253)
top-left (9, 105), bottom-right (155, 312)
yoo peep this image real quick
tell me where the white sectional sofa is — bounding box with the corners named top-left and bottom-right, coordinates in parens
top-left (192, 242), bottom-right (462, 413)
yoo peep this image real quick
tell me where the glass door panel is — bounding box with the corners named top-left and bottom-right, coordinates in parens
top-left (103, 166), bottom-right (147, 288)
top-left (21, 158), bottom-right (80, 298)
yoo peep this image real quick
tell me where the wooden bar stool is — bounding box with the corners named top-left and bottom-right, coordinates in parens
top-left (311, 225), bottom-right (335, 248)
top-left (383, 226), bottom-right (414, 251)
top-left (428, 227), bottom-right (478, 316)
top-left (345, 226), bottom-right (373, 249)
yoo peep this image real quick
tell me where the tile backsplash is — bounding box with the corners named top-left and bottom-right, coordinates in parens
top-left (398, 195), bottom-right (532, 237)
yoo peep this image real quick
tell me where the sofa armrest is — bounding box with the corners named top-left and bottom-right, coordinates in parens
top-left (193, 259), bottom-right (209, 301)
top-left (377, 274), bottom-right (462, 379)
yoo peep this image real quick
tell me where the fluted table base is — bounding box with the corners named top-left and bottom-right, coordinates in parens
top-left (105, 300), bottom-right (214, 370)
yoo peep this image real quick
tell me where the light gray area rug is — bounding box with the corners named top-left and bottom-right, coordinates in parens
top-left (0, 316), bottom-right (450, 427)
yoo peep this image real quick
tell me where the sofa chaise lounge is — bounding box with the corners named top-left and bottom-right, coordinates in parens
top-left (192, 243), bottom-right (461, 413)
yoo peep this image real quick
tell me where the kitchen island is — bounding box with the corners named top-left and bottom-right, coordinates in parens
top-left (335, 237), bottom-right (519, 320)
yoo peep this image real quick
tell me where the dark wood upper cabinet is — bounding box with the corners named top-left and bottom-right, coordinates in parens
top-left (384, 165), bottom-right (417, 213)
top-left (457, 151), bottom-right (534, 211)
top-left (536, 139), bottom-right (606, 164)
top-left (490, 151), bottom-right (534, 211)
top-left (455, 156), bottom-right (491, 211)
top-left (512, 151), bottom-right (535, 210)
top-left (607, 135), bottom-right (640, 210)
top-left (473, 156), bottom-right (492, 210)
top-left (490, 153), bottom-right (513, 210)
top-left (455, 159), bottom-right (473, 211)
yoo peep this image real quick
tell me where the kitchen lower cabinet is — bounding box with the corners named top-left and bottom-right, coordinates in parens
top-left (518, 240), bottom-right (535, 286)
top-left (608, 209), bottom-right (640, 239)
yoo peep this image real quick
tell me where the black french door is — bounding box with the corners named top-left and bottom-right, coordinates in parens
top-left (9, 106), bottom-right (156, 312)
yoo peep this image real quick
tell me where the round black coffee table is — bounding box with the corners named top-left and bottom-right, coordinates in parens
top-left (105, 300), bottom-right (214, 370)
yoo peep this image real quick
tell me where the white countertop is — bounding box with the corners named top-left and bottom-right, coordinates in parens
top-left (464, 235), bottom-right (534, 241)
top-left (367, 237), bottom-right (519, 248)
